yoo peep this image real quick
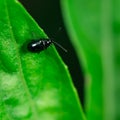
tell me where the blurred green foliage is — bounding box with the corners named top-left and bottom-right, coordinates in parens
top-left (61, 0), bottom-right (120, 120)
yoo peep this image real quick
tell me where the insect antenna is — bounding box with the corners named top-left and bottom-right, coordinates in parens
top-left (50, 27), bottom-right (67, 52)
top-left (52, 40), bottom-right (67, 53)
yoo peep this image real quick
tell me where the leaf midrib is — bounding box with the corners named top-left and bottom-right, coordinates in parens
top-left (4, 0), bottom-right (39, 119)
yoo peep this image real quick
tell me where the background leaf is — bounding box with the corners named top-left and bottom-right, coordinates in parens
top-left (61, 0), bottom-right (120, 120)
top-left (0, 0), bottom-right (85, 120)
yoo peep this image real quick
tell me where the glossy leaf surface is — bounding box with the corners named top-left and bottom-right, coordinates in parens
top-left (0, 0), bottom-right (85, 120)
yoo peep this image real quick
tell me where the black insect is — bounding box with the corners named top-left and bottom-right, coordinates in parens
top-left (27, 38), bottom-right (67, 53)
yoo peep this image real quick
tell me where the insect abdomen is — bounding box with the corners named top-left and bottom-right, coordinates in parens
top-left (27, 39), bottom-right (52, 53)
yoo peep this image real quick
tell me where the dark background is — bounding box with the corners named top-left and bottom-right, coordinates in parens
top-left (19, 0), bottom-right (84, 107)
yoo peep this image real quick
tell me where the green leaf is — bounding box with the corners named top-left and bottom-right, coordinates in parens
top-left (61, 0), bottom-right (120, 120)
top-left (0, 0), bottom-right (85, 120)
